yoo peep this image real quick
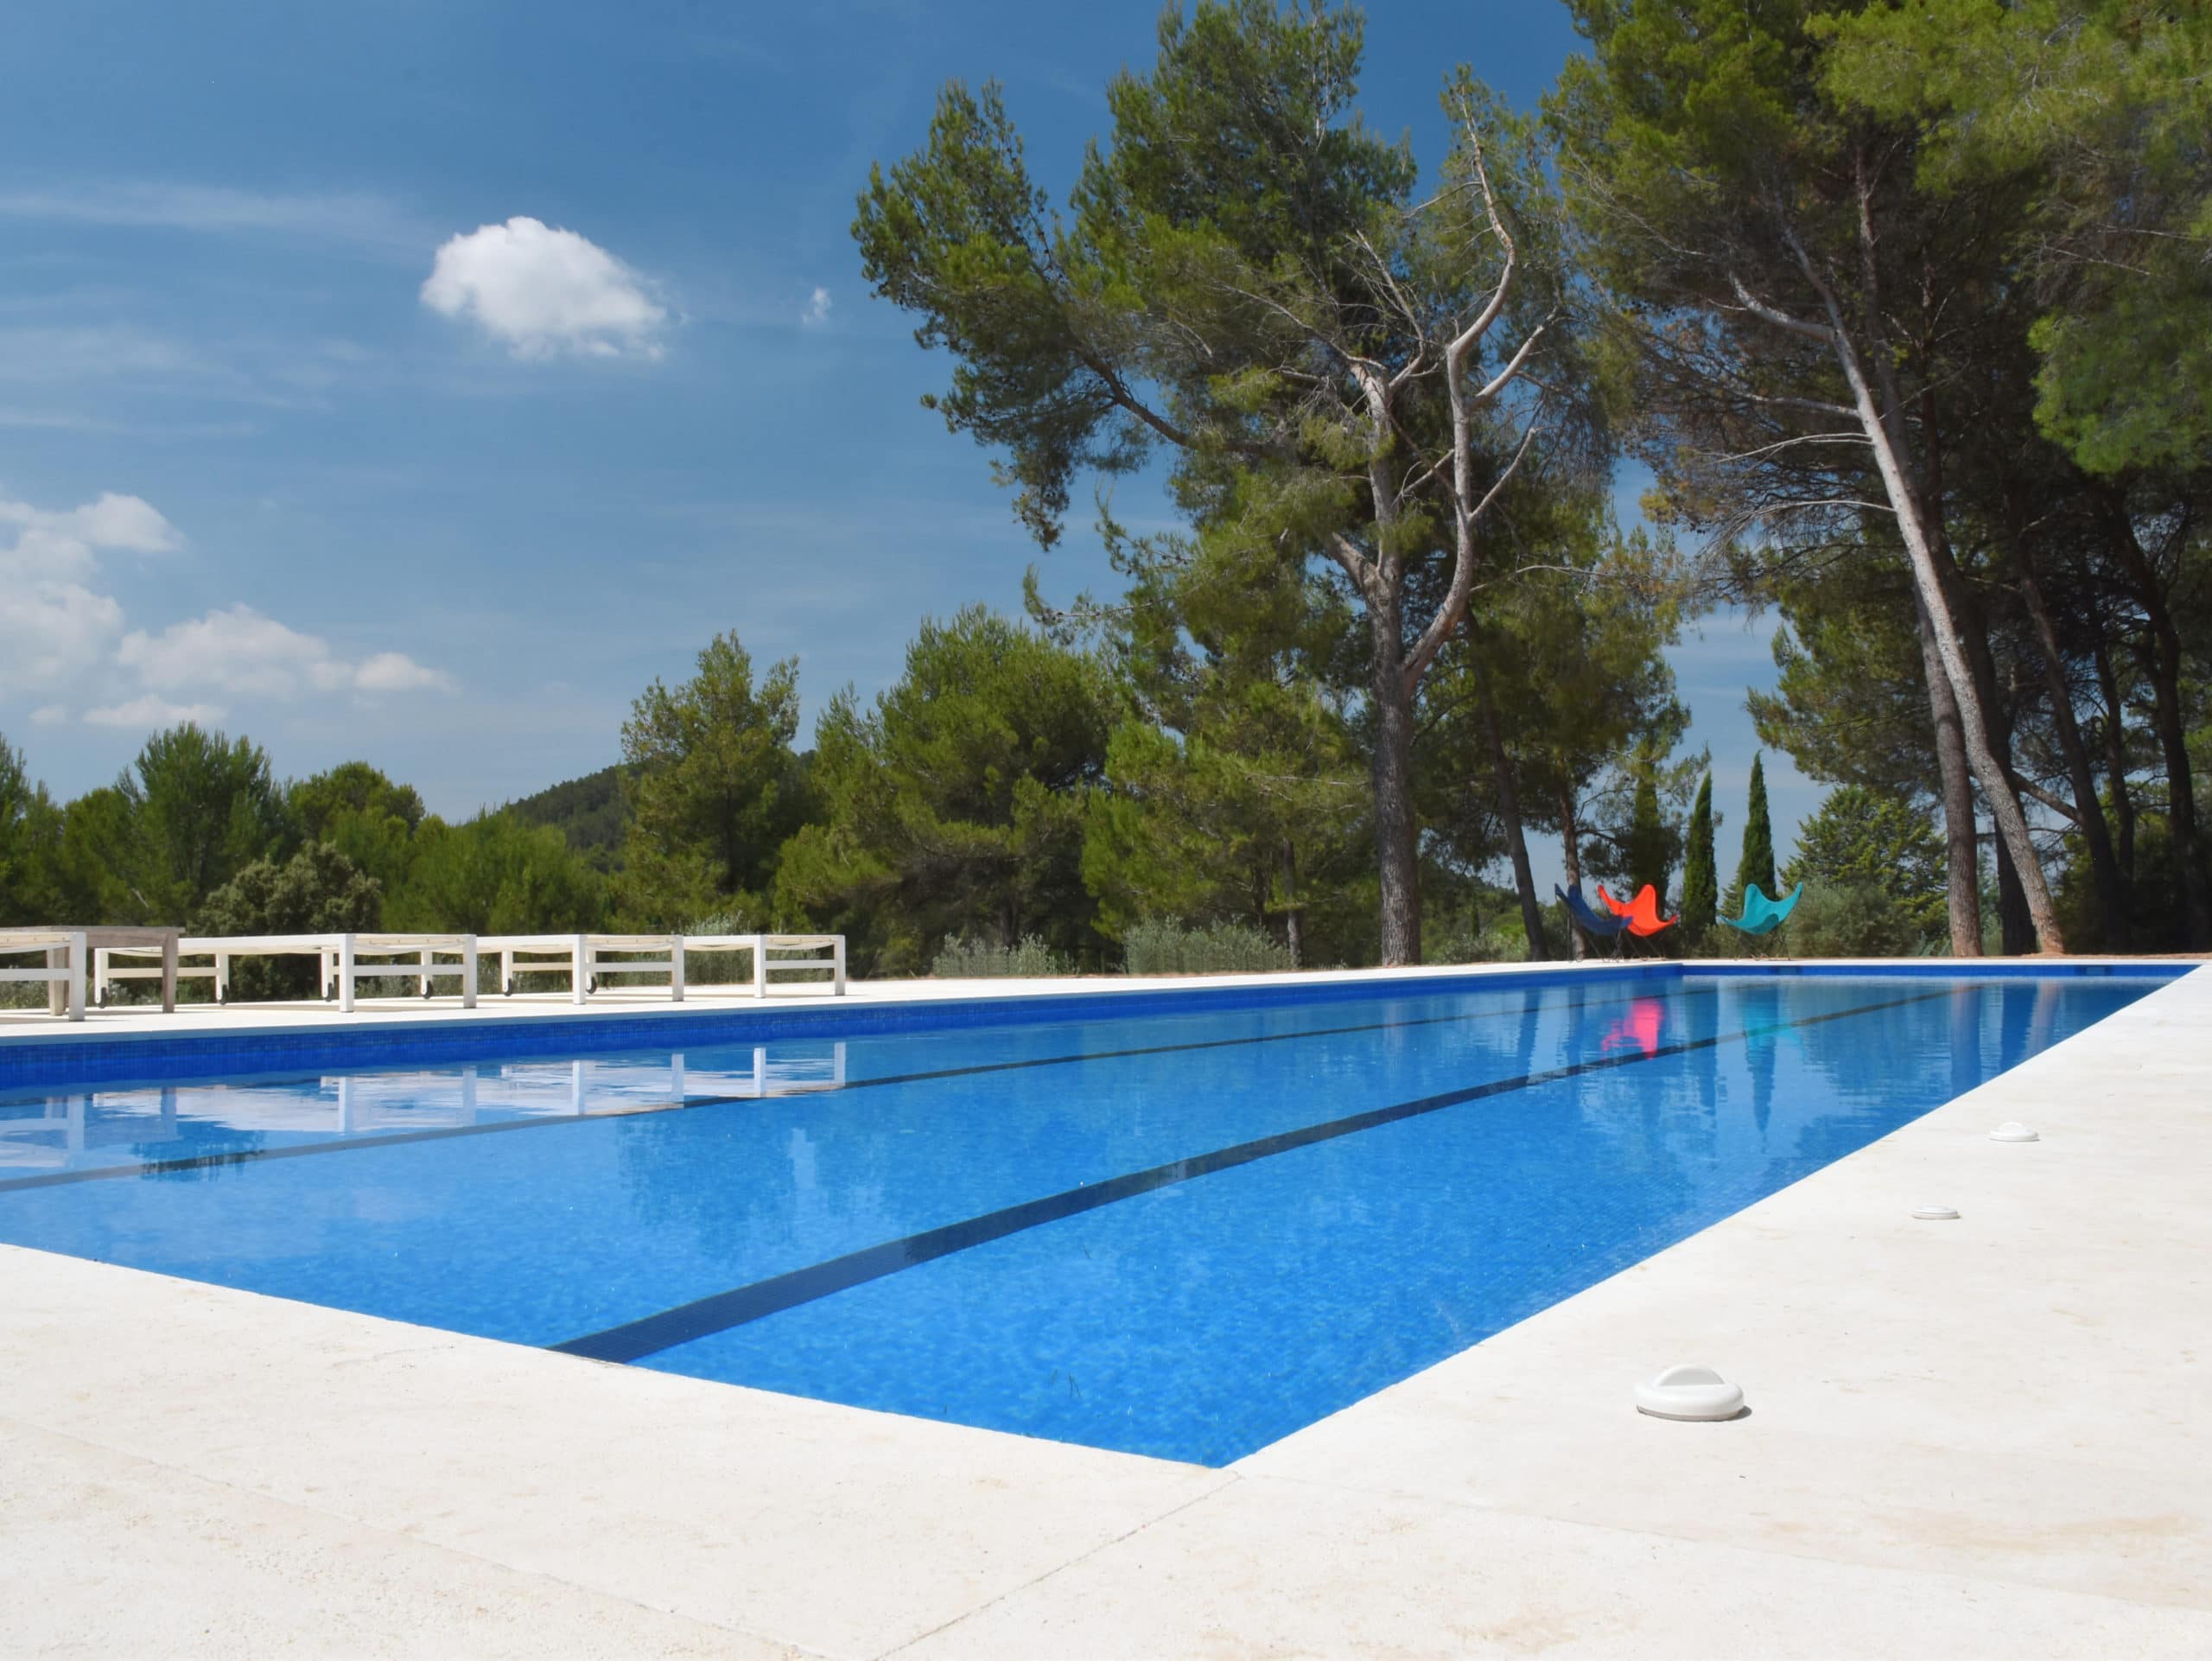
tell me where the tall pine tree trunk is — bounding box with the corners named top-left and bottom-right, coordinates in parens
top-left (1557, 782), bottom-right (1586, 962)
top-left (1931, 544), bottom-right (2036, 954)
top-left (2094, 487), bottom-right (2209, 945)
top-left (1779, 210), bottom-right (2064, 949)
top-left (1915, 593), bottom-right (1984, 955)
top-left (2093, 637), bottom-right (2136, 881)
top-left (2016, 551), bottom-right (2129, 947)
top-left (1993, 827), bottom-right (2034, 957)
top-left (1987, 690), bottom-right (2037, 957)
top-left (1475, 655), bottom-right (1547, 960)
top-left (1369, 596), bottom-right (1421, 965)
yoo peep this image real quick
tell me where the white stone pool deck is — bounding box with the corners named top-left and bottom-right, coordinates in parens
top-left (0, 960), bottom-right (2205, 1658)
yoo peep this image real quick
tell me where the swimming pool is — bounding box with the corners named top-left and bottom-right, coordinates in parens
top-left (0, 966), bottom-right (2173, 1465)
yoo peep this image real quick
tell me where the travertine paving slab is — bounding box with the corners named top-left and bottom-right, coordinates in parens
top-left (0, 1416), bottom-right (782, 1659)
top-left (894, 1475), bottom-right (2212, 1660)
top-left (0, 1251), bottom-right (1226, 1659)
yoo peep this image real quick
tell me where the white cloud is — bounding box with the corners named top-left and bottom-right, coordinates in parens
top-left (354, 651), bottom-right (456, 693)
top-left (0, 182), bottom-right (423, 257)
top-left (0, 488), bottom-right (180, 577)
top-left (421, 217), bottom-right (667, 360)
top-left (0, 324), bottom-right (214, 386)
top-left (57, 490), bottom-right (181, 552)
top-left (802, 286), bottom-right (832, 328)
top-left (85, 694), bottom-right (226, 730)
top-left (0, 491), bottom-right (175, 684)
top-left (120, 605), bottom-right (340, 698)
top-left (119, 605), bottom-right (455, 702)
top-left (0, 581), bottom-right (124, 684)
top-left (0, 492), bottom-right (455, 722)
top-left (0, 407), bottom-right (123, 433)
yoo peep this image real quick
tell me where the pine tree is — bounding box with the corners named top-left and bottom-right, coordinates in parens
top-left (1681, 771), bottom-right (1716, 941)
top-left (1733, 754), bottom-right (1777, 907)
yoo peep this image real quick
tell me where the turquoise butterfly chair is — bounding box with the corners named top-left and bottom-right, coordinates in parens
top-left (1719, 881), bottom-right (1804, 937)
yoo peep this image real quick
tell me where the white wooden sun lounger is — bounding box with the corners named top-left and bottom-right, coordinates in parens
top-left (479, 933), bottom-right (700, 1005)
top-left (477, 933), bottom-right (846, 1002)
top-left (94, 933), bottom-right (479, 1013)
top-left (1, 926), bottom-right (180, 1021)
top-left (753, 934), bottom-right (846, 997)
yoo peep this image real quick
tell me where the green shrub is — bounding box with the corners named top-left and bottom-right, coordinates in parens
top-left (931, 932), bottom-right (1071, 977)
top-left (675, 907), bottom-right (765, 986)
top-left (1422, 913), bottom-right (1530, 964)
top-left (1783, 881), bottom-right (1936, 958)
top-left (1121, 918), bottom-right (1293, 977)
top-left (192, 842), bottom-right (382, 1002)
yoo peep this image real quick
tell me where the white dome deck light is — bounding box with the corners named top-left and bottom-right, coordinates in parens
top-left (1634, 1365), bottom-right (1745, 1422)
top-left (1912, 1205), bottom-right (1961, 1220)
top-left (1990, 1122), bottom-right (2041, 1142)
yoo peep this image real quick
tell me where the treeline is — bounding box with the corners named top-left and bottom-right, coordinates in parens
top-left (0, 579), bottom-right (1701, 977)
top-left (1548, 0), bottom-right (2212, 954)
top-left (0, 729), bottom-right (604, 951)
top-left (6, 3), bottom-right (2205, 970)
top-left (0, 601), bottom-right (2067, 985)
top-left (835, 0), bottom-right (2208, 958)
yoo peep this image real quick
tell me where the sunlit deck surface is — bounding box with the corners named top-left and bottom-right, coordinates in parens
top-left (2, 959), bottom-right (2207, 1658)
top-left (0, 958), bottom-right (1582, 1035)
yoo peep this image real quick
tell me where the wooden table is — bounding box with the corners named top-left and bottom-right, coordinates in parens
top-left (0, 927), bottom-right (181, 1021)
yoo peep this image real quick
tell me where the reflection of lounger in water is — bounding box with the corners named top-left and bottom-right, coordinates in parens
top-left (1603, 996), bottom-right (1667, 1058)
top-left (1719, 882), bottom-right (1803, 937)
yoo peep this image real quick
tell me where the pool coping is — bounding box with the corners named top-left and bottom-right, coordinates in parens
top-left (2, 960), bottom-right (2208, 1657)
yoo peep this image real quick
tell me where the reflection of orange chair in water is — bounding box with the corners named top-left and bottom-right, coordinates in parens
top-left (1598, 883), bottom-right (1680, 938)
top-left (1602, 996), bottom-right (1668, 1058)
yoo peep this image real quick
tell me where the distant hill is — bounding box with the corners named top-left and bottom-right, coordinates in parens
top-left (506, 765), bottom-right (625, 867)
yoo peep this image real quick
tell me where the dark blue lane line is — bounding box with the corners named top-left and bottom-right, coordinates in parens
top-left (0, 984), bottom-right (1667, 1194)
top-left (550, 983), bottom-right (1964, 1365)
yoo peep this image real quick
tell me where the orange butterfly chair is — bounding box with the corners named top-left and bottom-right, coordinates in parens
top-left (1598, 882), bottom-right (1680, 938)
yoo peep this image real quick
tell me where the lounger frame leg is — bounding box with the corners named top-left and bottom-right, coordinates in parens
top-left (68, 933), bottom-right (86, 1021)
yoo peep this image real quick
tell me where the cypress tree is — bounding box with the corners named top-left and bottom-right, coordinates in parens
top-left (1681, 771), bottom-right (1716, 940)
top-left (1734, 753), bottom-right (1777, 905)
top-left (1626, 769), bottom-right (1670, 901)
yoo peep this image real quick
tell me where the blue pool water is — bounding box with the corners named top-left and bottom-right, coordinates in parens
top-left (0, 968), bottom-right (2172, 1464)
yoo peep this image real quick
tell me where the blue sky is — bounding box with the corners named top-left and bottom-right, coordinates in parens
top-left (0, 0), bottom-right (1812, 886)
